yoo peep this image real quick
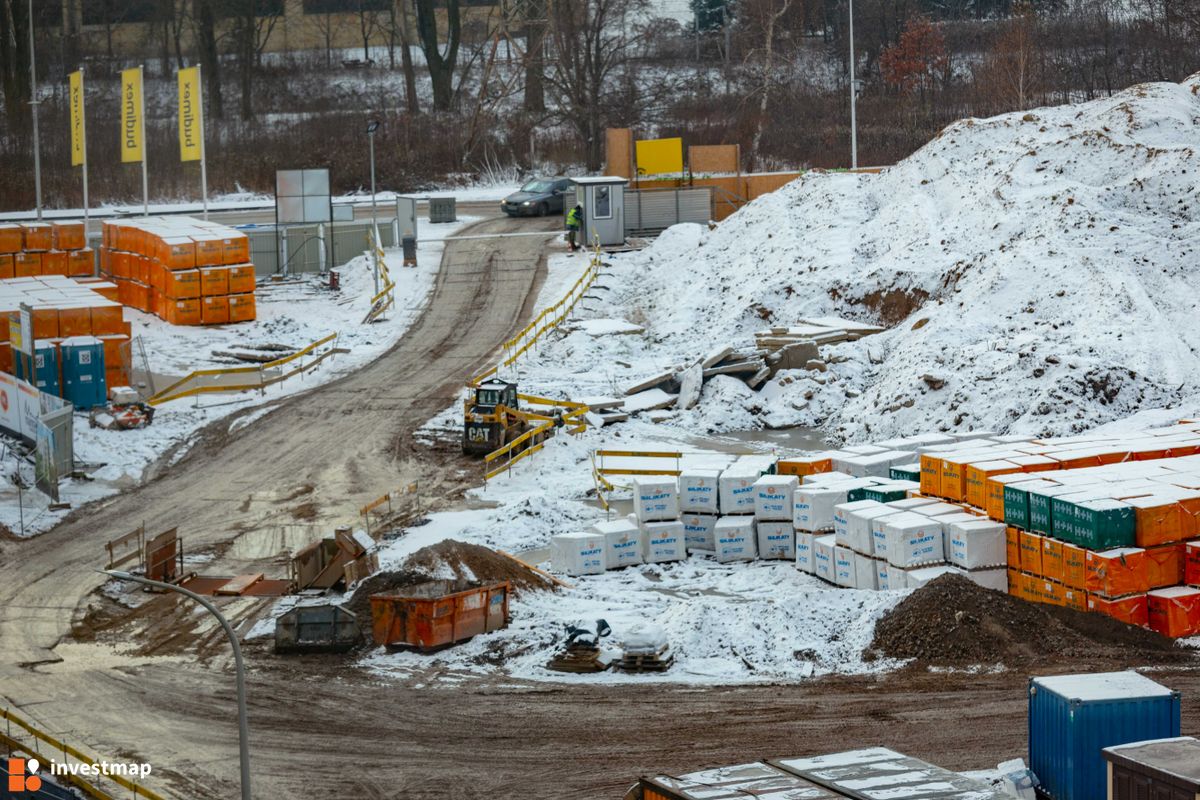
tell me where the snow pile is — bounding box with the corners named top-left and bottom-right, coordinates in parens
top-left (545, 75), bottom-right (1200, 441)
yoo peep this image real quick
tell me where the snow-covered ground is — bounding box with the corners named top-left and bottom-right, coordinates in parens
top-left (0, 213), bottom-right (475, 536)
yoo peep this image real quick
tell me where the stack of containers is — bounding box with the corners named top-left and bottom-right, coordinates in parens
top-left (679, 468), bottom-right (720, 552)
top-left (1, 275), bottom-right (130, 395)
top-left (99, 216), bottom-right (256, 325)
top-left (0, 221), bottom-right (95, 281)
top-left (632, 476), bottom-right (685, 564)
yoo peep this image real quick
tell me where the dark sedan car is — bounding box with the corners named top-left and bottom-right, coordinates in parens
top-left (501, 177), bottom-right (573, 217)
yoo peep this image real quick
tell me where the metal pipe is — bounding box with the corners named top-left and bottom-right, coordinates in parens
top-left (28, 0), bottom-right (42, 219)
top-left (101, 570), bottom-right (251, 800)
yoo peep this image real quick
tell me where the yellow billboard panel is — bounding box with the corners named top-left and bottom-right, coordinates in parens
top-left (120, 66), bottom-right (143, 163)
top-left (69, 70), bottom-right (85, 167)
top-left (635, 137), bottom-right (684, 176)
top-left (178, 66), bottom-right (203, 162)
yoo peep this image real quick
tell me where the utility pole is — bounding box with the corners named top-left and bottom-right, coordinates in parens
top-left (29, 0), bottom-right (43, 219)
top-left (366, 119), bottom-right (380, 295)
top-left (848, 0), bottom-right (858, 170)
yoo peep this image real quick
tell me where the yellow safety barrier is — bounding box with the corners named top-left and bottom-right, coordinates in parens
top-left (362, 228), bottom-right (396, 324)
top-left (148, 332), bottom-right (340, 405)
top-left (359, 481), bottom-right (420, 534)
top-left (1, 707), bottom-right (165, 800)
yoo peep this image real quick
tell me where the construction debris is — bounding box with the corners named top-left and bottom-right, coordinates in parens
top-left (89, 402), bottom-right (155, 430)
top-left (546, 619), bottom-right (614, 673)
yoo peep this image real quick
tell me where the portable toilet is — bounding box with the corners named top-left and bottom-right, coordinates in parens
top-left (31, 340), bottom-right (60, 397)
top-left (60, 336), bottom-right (106, 409)
top-left (569, 176), bottom-right (627, 247)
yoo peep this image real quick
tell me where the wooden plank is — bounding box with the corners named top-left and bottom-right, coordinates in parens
top-left (214, 573), bottom-right (265, 596)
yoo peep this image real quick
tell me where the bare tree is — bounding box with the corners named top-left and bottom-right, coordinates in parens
top-left (354, 0), bottom-right (382, 62)
top-left (233, 1), bottom-right (281, 120)
top-left (546, 0), bottom-right (650, 170)
top-left (382, 0), bottom-right (420, 113)
top-left (523, 0), bottom-right (547, 112)
top-left (414, 0), bottom-right (462, 111)
top-left (738, 0), bottom-right (794, 169)
top-left (193, 0), bottom-right (224, 119)
top-left (0, 0), bottom-right (31, 121)
top-left (310, 8), bottom-right (348, 68)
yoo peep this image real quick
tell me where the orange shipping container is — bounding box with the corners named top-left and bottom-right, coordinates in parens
top-left (221, 233), bottom-right (249, 265)
top-left (1085, 548), bottom-right (1149, 599)
top-left (228, 293), bottom-right (256, 322)
top-left (1041, 538), bottom-right (1065, 583)
top-left (1184, 541), bottom-right (1200, 587)
top-left (201, 295), bottom-right (229, 325)
top-left (167, 298), bottom-right (201, 326)
top-left (41, 250), bottom-right (68, 276)
top-left (0, 223), bottom-right (22, 253)
top-left (21, 222), bottom-right (52, 251)
top-left (163, 269), bottom-right (200, 300)
top-left (15, 252), bottom-right (41, 277)
top-left (68, 248), bottom-right (94, 277)
top-left (57, 305), bottom-right (92, 337)
top-left (1062, 542), bottom-right (1087, 590)
top-left (1088, 593), bottom-right (1149, 627)
top-left (51, 221), bottom-right (86, 250)
top-left (227, 264), bottom-right (256, 294)
top-left (200, 266), bottom-right (228, 296)
top-left (0, 254), bottom-right (13, 280)
top-left (1019, 531), bottom-right (1043, 576)
top-left (90, 303), bottom-right (124, 335)
top-left (1145, 543), bottom-right (1185, 589)
top-left (1146, 587), bottom-right (1200, 638)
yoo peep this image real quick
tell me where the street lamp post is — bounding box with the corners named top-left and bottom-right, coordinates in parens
top-left (848, 0), bottom-right (858, 170)
top-left (28, 0), bottom-right (43, 220)
top-left (102, 570), bottom-right (252, 800)
top-left (366, 119), bottom-right (381, 294)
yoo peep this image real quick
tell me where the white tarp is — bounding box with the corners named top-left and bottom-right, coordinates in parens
top-left (854, 552), bottom-right (878, 590)
top-left (875, 558), bottom-right (891, 590)
top-left (632, 476), bottom-right (680, 523)
top-left (871, 512), bottom-right (910, 558)
top-left (847, 505), bottom-right (896, 556)
top-left (643, 520), bottom-right (686, 563)
top-left (714, 516), bottom-right (757, 563)
top-left (907, 564), bottom-right (963, 589)
top-left (551, 532), bottom-right (605, 576)
top-left (756, 521), bottom-right (794, 560)
top-left (681, 513), bottom-right (717, 552)
top-left (834, 545), bottom-right (857, 587)
top-left (833, 500), bottom-right (882, 548)
top-left (719, 466), bottom-right (761, 515)
top-left (884, 514), bottom-right (945, 568)
top-left (592, 518), bottom-right (645, 569)
top-left (813, 534), bottom-right (836, 582)
top-left (964, 567), bottom-right (1008, 592)
top-left (679, 468), bottom-right (721, 514)
top-left (754, 475), bottom-right (798, 521)
top-left (622, 621), bottom-right (669, 655)
top-left (947, 519), bottom-right (1007, 569)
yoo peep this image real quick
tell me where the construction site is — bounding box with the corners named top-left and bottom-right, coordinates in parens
top-left (4, 2), bottom-right (1200, 798)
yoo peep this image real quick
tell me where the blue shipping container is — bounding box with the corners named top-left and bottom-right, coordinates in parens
top-left (1029, 672), bottom-right (1181, 800)
top-left (60, 336), bottom-right (106, 409)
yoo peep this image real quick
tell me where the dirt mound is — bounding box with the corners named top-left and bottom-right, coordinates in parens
top-left (868, 574), bottom-right (1192, 669)
top-left (343, 568), bottom-right (431, 621)
top-left (404, 539), bottom-right (555, 593)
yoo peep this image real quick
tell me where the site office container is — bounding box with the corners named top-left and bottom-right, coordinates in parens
top-left (1103, 737), bottom-right (1200, 800)
top-left (370, 580), bottom-right (509, 651)
top-left (1029, 672), bottom-right (1181, 800)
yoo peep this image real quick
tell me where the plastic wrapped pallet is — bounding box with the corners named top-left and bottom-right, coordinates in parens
top-left (802, 470), bottom-right (854, 485)
top-left (757, 521), bottom-right (794, 560)
top-left (591, 519), bottom-right (645, 569)
top-left (719, 466), bottom-right (762, 515)
top-left (754, 475), bottom-right (798, 521)
top-left (964, 567), bottom-right (1009, 593)
top-left (946, 519), bottom-right (1007, 569)
top-left (886, 497), bottom-right (939, 512)
top-left (794, 484), bottom-right (853, 532)
top-left (795, 532), bottom-right (816, 573)
top-left (643, 520), bottom-right (686, 563)
top-left (834, 545), bottom-right (857, 587)
top-left (813, 534), bottom-right (836, 582)
top-left (1147, 586), bottom-right (1200, 638)
top-left (551, 532), bottom-right (605, 576)
top-left (632, 476), bottom-right (680, 523)
top-left (854, 552), bottom-right (878, 590)
top-left (833, 499), bottom-right (882, 548)
top-left (679, 469), bottom-right (721, 514)
top-left (847, 505), bottom-right (896, 555)
top-left (907, 564), bottom-right (964, 589)
top-left (681, 513), bottom-right (717, 553)
top-left (871, 512), bottom-right (911, 558)
top-left (886, 562), bottom-right (909, 590)
top-left (1188, 541), bottom-right (1200, 587)
top-left (838, 450), bottom-right (916, 478)
top-left (875, 558), bottom-right (891, 590)
top-left (884, 513), bottom-right (945, 568)
top-left (714, 516), bottom-right (757, 563)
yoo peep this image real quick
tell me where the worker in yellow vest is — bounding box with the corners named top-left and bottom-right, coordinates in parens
top-left (566, 204), bottom-right (583, 252)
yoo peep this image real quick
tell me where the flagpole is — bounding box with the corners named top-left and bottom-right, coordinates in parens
top-left (139, 64), bottom-right (148, 216)
top-left (80, 68), bottom-right (89, 240)
top-left (198, 65), bottom-right (208, 220)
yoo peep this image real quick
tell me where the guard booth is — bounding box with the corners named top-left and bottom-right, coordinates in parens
top-left (570, 176), bottom-right (627, 247)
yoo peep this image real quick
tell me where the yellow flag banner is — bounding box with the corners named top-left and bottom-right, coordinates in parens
top-left (120, 66), bottom-right (143, 164)
top-left (69, 70), bottom-right (85, 167)
top-left (178, 66), bottom-right (203, 163)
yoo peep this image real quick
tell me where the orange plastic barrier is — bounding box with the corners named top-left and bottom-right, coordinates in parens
top-left (1085, 548), bottom-right (1149, 599)
top-left (1147, 587), bottom-right (1200, 638)
top-left (1145, 543), bottom-right (1186, 589)
top-left (1088, 593), bottom-right (1148, 627)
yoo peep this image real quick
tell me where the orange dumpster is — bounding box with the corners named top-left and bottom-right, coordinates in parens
top-left (370, 580), bottom-right (510, 651)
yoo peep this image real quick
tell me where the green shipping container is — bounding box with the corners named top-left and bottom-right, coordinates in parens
top-left (1073, 499), bottom-right (1136, 550)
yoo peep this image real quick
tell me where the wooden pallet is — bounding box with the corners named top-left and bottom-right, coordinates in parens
top-left (546, 646), bottom-right (609, 674)
top-left (618, 652), bottom-right (675, 673)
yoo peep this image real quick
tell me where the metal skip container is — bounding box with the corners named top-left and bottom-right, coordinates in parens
top-left (1029, 671), bottom-right (1181, 800)
top-left (370, 580), bottom-right (509, 651)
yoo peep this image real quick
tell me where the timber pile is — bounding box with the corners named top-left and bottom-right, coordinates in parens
top-left (546, 642), bottom-right (610, 673)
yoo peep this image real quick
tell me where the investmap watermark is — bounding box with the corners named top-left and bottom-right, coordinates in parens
top-left (7, 756), bottom-right (152, 793)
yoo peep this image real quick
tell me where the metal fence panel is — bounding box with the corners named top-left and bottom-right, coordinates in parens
top-left (624, 188), bottom-right (712, 236)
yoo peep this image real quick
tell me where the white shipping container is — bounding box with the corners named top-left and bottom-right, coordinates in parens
top-left (813, 534), bottom-right (837, 582)
top-left (551, 532), bottom-right (606, 576)
top-left (834, 500), bottom-right (883, 549)
top-left (643, 520), bottom-right (686, 563)
top-left (714, 516), bottom-right (758, 563)
top-left (834, 545), bottom-right (857, 587)
top-left (757, 521), bottom-right (795, 559)
top-left (883, 514), bottom-right (945, 568)
top-left (754, 475), bottom-right (799, 521)
top-left (632, 476), bottom-right (680, 523)
top-left (679, 469), bottom-right (722, 514)
top-left (681, 512), bottom-right (718, 552)
top-left (591, 519), bottom-right (645, 569)
top-left (947, 519), bottom-right (1007, 569)
top-left (795, 531), bottom-right (816, 573)
top-left (854, 552), bottom-right (878, 590)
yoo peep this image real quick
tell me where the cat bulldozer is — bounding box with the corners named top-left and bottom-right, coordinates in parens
top-left (463, 378), bottom-right (562, 455)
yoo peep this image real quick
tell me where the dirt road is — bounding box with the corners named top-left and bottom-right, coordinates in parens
top-left (0, 216), bottom-right (556, 781)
